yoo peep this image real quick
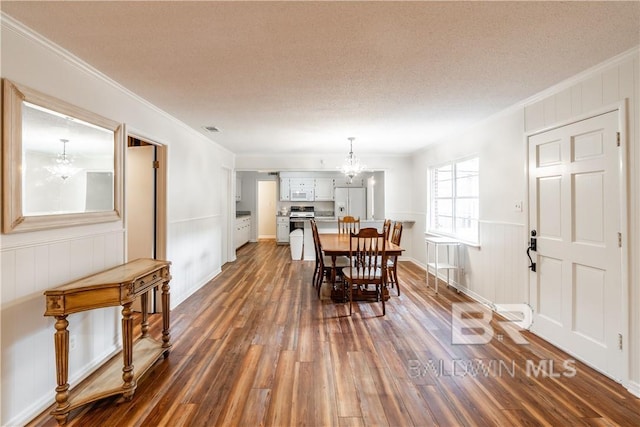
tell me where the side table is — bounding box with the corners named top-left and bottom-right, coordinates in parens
top-left (43, 258), bottom-right (171, 425)
top-left (425, 236), bottom-right (460, 294)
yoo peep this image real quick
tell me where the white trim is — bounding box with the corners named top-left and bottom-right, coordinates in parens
top-left (521, 47), bottom-right (640, 107)
top-left (415, 46), bottom-right (640, 157)
top-left (478, 219), bottom-right (525, 227)
top-left (627, 381), bottom-right (640, 398)
top-left (0, 228), bottom-right (124, 252)
top-left (616, 100), bottom-right (631, 392)
top-left (8, 338), bottom-right (121, 427)
top-left (0, 12), bottom-right (235, 157)
top-left (527, 101), bottom-right (628, 137)
top-left (427, 155), bottom-right (480, 245)
top-left (168, 214), bottom-right (223, 224)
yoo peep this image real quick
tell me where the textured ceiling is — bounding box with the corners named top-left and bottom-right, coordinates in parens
top-left (2, 1), bottom-right (639, 156)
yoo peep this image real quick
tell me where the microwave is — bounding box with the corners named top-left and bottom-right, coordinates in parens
top-left (290, 189), bottom-right (314, 202)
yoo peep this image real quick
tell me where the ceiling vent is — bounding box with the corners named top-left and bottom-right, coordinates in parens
top-left (203, 126), bottom-right (220, 133)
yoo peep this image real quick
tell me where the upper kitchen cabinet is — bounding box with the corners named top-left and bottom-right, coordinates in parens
top-left (279, 177), bottom-right (290, 201)
top-left (314, 178), bottom-right (335, 201)
top-left (235, 175), bottom-right (242, 201)
top-left (289, 178), bottom-right (314, 190)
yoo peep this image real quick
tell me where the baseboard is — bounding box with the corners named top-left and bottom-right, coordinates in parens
top-left (626, 380), bottom-right (640, 398)
top-left (20, 343), bottom-right (121, 426)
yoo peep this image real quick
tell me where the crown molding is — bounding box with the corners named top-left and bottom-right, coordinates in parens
top-left (0, 12), bottom-right (234, 157)
top-left (519, 46), bottom-right (640, 107)
top-left (414, 45), bottom-right (640, 155)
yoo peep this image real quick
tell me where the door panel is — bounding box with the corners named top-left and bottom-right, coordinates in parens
top-left (126, 145), bottom-right (155, 260)
top-left (528, 110), bottom-right (622, 381)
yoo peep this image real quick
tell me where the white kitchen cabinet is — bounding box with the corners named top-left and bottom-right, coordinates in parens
top-left (280, 178), bottom-right (290, 201)
top-left (235, 176), bottom-right (242, 201)
top-left (235, 216), bottom-right (251, 249)
top-left (314, 178), bottom-right (335, 201)
top-left (276, 216), bottom-right (290, 244)
top-left (289, 178), bottom-right (314, 190)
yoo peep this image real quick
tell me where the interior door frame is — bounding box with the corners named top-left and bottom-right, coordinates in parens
top-left (524, 100), bottom-right (629, 386)
top-left (124, 126), bottom-right (168, 262)
top-left (222, 166), bottom-right (234, 264)
top-left (256, 178), bottom-right (277, 240)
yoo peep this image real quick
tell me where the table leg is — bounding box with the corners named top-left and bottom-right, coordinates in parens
top-left (52, 315), bottom-right (70, 425)
top-left (331, 256), bottom-right (337, 287)
top-left (140, 291), bottom-right (149, 338)
top-left (121, 302), bottom-right (136, 399)
top-left (161, 279), bottom-right (172, 355)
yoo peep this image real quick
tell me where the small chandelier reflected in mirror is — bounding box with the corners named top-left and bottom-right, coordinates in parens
top-left (341, 137), bottom-right (365, 184)
top-left (46, 139), bottom-right (81, 180)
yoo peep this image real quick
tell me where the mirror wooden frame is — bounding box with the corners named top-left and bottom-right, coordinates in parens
top-left (2, 79), bottom-right (123, 233)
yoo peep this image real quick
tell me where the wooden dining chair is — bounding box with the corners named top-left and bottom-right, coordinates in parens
top-left (382, 219), bottom-right (392, 240)
top-left (386, 221), bottom-right (403, 296)
top-left (311, 219), bottom-right (349, 297)
top-left (338, 216), bottom-right (360, 234)
top-left (341, 227), bottom-right (388, 316)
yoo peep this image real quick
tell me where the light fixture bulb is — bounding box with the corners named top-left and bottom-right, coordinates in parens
top-left (340, 137), bottom-right (365, 183)
top-left (46, 139), bottom-right (81, 180)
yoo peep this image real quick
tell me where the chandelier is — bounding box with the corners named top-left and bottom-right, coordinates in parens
top-left (46, 139), bottom-right (81, 180)
top-left (341, 137), bottom-right (365, 183)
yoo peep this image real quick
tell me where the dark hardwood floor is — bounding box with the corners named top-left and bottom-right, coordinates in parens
top-left (30, 240), bottom-right (640, 426)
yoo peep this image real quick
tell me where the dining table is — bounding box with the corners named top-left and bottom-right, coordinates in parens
top-left (318, 233), bottom-right (404, 302)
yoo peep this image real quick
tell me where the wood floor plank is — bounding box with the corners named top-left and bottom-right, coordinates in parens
top-left (369, 367), bottom-right (414, 426)
top-left (263, 350), bottom-right (296, 427)
top-left (214, 344), bottom-right (263, 426)
top-left (27, 242), bottom-right (640, 427)
top-left (329, 333), bottom-right (362, 418)
top-left (348, 351), bottom-right (390, 426)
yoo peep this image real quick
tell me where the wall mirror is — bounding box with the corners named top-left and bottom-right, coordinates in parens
top-left (2, 79), bottom-right (123, 233)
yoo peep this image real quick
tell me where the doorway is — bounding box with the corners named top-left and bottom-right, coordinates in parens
top-left (126, 135), bottom-right (167, 312)
top-left (258, 180), bottom-right (277, 240)
top-left (527, 109), bottom-right (626, 381)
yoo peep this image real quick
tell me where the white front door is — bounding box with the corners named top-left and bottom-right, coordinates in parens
top-left (528, 110), bottom-right (623, 381)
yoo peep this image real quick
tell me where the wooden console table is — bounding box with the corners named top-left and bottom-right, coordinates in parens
top-left (43, 258), bottom-right (172, 425)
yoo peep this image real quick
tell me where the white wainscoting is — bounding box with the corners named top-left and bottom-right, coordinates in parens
top-left (1, 229), bottom-right (125, 426)
top-left (421, 221), bottom-right (527, 308)
top-left (167, 214), bottom-right (224, 308)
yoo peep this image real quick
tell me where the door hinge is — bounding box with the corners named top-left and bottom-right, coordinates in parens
top-left (618, 232), bottom-right (622, 248)
top-left (152, 160), bottom-right (160, 169)
top-left (618, 333), bottom-right (623, 350)
top-left (617, 132), bottom-right (621, 147)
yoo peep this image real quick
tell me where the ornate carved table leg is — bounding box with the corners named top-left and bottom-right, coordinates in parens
top-left (52, 315), bottom-right (70, 425)
top-left (140, 291), bottom-right (149, 338)
top-left (161, 279), bottom-right (172, 356)
top-left (121, 302), bottom-right (136, 399)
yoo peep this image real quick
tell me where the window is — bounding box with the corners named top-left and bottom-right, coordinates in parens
top-left (429, 157), bottom-right (479, 243)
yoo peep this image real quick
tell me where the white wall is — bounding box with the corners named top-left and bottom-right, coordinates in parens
top-left (0, 17), bottom-right (233, 425)
top-left (411, 49), bottom-right (640, 395)
top-left (411, 107), bottom-right (527, 305)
